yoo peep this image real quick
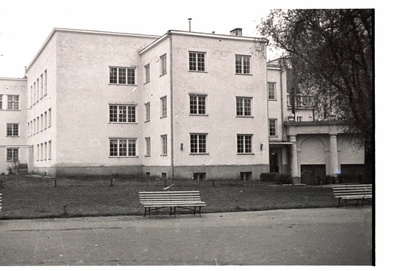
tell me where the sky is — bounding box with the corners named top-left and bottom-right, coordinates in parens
top-left (0, 0), bottom-right (380, 78)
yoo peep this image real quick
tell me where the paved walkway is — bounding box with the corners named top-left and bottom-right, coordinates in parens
top-left (0, 207), bottom-right (373, 265)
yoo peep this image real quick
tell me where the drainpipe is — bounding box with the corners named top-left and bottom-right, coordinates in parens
top-left (168, 32), bottom-right (175, 180)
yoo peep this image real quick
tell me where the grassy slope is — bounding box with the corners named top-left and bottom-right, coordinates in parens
top-left (0, 175), bottom-right (338, 219)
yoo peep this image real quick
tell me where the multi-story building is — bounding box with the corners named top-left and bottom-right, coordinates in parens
top-left (0, 27), bottom-right (365, 183)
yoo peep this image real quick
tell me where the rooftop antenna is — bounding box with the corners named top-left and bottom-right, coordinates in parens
top-left (188, 18), bottom-right (192, 31)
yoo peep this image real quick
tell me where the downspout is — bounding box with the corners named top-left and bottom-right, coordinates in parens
top-left (168, 32), bottom-right (174, 179)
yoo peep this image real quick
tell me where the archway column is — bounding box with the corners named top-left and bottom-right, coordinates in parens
top-left (290, 135), bottom-right (299, 178)
top-left (329, 133), bottom-right (339, 175)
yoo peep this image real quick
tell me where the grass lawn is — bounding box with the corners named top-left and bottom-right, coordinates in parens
top-left (0, 174), bottom-right (339, 220)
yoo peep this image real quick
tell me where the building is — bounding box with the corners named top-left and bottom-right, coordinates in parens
top-left (267, 59), bottom-right (365, 184)
top-left (0, 27), bottom-right (365, 183)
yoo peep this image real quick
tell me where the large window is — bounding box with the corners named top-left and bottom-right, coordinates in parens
top-left (8, 95), bottom-right (19, 110)
top-left (109, 67), bottom-right (136, 85)
top-left (237, 134), bottom-right (253, 154)
top-left (6, 148), bottom-right (18, 162)
top-left (145, 137), bottom-right (151, 157)
top-left (189, 52), bottom-right (205, 71)
top-left (190, 94), bottom-right (206, 115)
top-left (160, 96), bottom-right (167, 118)
top-left (145, 103), bottom-right (150, 122)
top-left (144, 64), bottom-right (150, 83)
top-left (190, 134), bottom-right (207, 154)
top-left (235, 55), bottom-right (251, 74)
top-left (6, 123), bottom-right (18, 136)
top-left (161, 135), bottom-right (168, 156)
top-left (160, 54), bottom-right (167, 76)
top-left (236, 97), bottom-right (252, 116)
top-left (268, 82), bottom-right (276, 100)
top-left (269, 119), bottom-right (277, 136)
top-left (109, 139), bottom-right (137, 157)
top-left (109, 105), bottom-right (136, 123)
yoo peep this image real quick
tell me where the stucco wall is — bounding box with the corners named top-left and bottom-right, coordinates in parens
top-left (170, 34), bottom-right (270, 169)
top-left (0, 78), bottom-right (28, 174)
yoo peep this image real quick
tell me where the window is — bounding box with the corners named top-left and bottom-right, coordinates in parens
top-left (40, 143), bottom-right (43, 161)
top-left (193, 173), bottom-right (206, 182)
top-left (235, 55), bottom-right (251, 74)
top-left (236, 97), bottom-right (252, 116)
top-left (109, 105), bottom-right (136, 123)
top-left (44, 70), bottom-right (47, 96)
top-left (190, 134), bottom-right (207, 154)
top-left (48, 108), bottom-right (52, 127)
top-left (160, 54), bottom-right (167, 76)
top-left (36, 117), bottom-right (39, 134)
top-left (189, 94), bottom-right (206, 115)
top-left (6, 148), bottom-right (18, 162)
top-left (40, 74), bottom-right (44, 98)
top-left (240, 172), bottom-right (252, 181)
top-left (48, 141), bottom-right (52, 160)
top-left (160, 96), bottom-right (167, 118)
top-left (144, 64), bottom-right (150, 83)
top-left (297, 116), bottom-right (303, 122)
top-left (189, 52), bottom-right (205, 71)
top-left (0, 95), bottom-right (2, 109)
top-left (40, 114), bottom-right (43, 131)
top-left (237, 134), bottom-right (252, 154)
top-left (44, 111), bottom-right (47, 129)
top-left (109, 138), bottom-right (137, 157)
top-left (268, 82), bottom-right (276, 100)
top-left (145, 137), bottom-right (151, 157)
top-left (269, 119), bottom-right (277, 136)
top-left (36, 144), bottom-right (39, 161)
top-left (109, 67), bottom-right (136, 85)
top-left (44, 142), bottom-right (47, 160)
top-left (8, 95), bottom-right (19, 110)
top-left (161, 135), bottom-right (167, 156)
top-left (6, 124), bottom-right (19, 136)
top-left (145, 103), bottom-right (150, 122)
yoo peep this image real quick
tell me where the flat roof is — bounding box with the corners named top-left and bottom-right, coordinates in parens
top-left (25, 28), bottom-right (160, 73)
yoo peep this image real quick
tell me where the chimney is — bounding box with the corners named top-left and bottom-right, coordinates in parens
top-left (230, 28), bottom-right (242, 36)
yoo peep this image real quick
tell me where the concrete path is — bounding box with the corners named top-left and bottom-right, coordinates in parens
top-left (0, 207), bottom-right (373, 266)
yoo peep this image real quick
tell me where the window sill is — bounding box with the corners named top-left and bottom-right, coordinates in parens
top-left (236, 115), bottom-right (254, 118)
top-left (268, 99), bottom-right (277, 101)
top-left (235, 73), bottom-right (253, 76)
top-left (159, 73), bottom-right (167, 77)
top-left (144, 120), bottom-right (150, 123)
top-left (189, 114), bottom-right (208, 117)
top-left (6, 135), bottom-right (19, 138)
top-left (160, 116), bottom-right (167, 119)
top-left (108, 83), bottom-right (137, 86)
top-left (237, 153), bottom-right (255, 155)
top-left (109, 122), bottom-right (138, 125)
top-left (160, 154), bottom-right (168, 157)
top-left (190, 153), bottom-right (209, 155)
top-left (109, 156), bottom-right (139, 158)
top-left (188, 70), bottom-right (207, 73)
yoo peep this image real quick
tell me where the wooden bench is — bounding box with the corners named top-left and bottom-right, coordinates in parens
top-left (331, 184), bottom-right (372, 207)
top-left (139, 191), bottom-right (206, 217)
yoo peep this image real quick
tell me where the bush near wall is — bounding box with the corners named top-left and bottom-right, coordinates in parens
top-left (260, 173), bottom-right (293, 185)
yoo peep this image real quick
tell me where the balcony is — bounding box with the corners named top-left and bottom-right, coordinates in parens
top-left (287, 94), bottom-right (314, 108)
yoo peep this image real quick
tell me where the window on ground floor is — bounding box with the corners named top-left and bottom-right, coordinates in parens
top-left (109, 138), bottom-right (137, 157)
top-left (240, 171), bottom-right (252, 181)
top-left (193, 172), bottom-right (206, 182)
top-left (6, 148), bottom-right (19, 162)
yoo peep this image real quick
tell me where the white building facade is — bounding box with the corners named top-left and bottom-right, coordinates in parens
top-left (0, 27), bottom-right (365, 183)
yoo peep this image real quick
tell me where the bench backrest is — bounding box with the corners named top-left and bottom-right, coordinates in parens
top-left (331, 184), bottom-right (372, 197)
top-left (139, 191), bottom-right (203, 203)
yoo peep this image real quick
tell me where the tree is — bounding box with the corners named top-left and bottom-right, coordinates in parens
top-left (258, 9), bottom-right (374, 183)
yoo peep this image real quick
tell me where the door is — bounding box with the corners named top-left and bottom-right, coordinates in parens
top-left (269, 151), bottom-right (279, 173)
top-left (340, 164), bottom-right (365, 183)
top-left (301, 165), bottom-right (326, 185)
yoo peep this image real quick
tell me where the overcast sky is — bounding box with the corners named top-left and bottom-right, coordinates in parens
top-left (0, 0), bottom-right (379, 78)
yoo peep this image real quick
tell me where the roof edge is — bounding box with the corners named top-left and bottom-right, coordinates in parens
top-left (25, 28), bottom-right (160, 73)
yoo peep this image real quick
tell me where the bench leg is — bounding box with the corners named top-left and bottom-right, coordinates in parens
top-left (144, 207), bottom-right (147, 217)
top-left (170, 207), bottom-right (172, 216)
top-left (194, 206), bottom-right (196, 216)
top-left (199, 206), bottom-right (202, 217)
top-left (174, 207), bottom-right (177, 218)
